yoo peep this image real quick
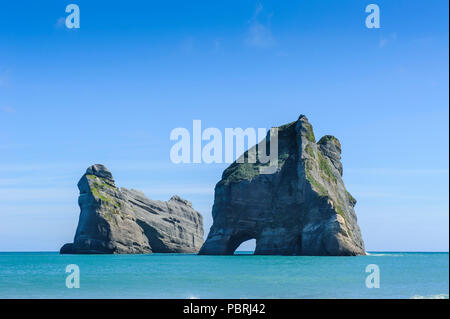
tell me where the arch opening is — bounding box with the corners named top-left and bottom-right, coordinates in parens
top-left (233, 238), bottom-right (256, 255)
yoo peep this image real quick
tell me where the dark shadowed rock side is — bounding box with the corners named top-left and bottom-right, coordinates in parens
top-left (199, 115), bottom-right (365, 256)
top-left (60, 164), bottom-right (204, 254)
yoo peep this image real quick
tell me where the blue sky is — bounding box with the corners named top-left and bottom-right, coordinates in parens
top-left (0, 1), bottom-right (448, 251)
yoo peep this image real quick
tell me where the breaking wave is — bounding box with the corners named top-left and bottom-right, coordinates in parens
top-left (411, 294), bottom-right (449, 299)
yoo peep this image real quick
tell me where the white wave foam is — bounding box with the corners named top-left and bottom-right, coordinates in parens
top-left (366, 253), bottom-right (404, 256)
top-left (411, 294), bottom-right (449, 299)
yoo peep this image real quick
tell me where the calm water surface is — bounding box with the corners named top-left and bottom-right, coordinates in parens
top-left (0, 252), bottom-right (448, 298)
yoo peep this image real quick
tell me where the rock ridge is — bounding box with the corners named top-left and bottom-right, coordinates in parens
top-left (60, 164), bottom-right (204, 254)
top-left (199, 115), bottom-right (365, 256)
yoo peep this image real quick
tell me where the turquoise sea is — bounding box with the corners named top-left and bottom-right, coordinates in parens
top-left (0, 252), bottom-right (448, 299)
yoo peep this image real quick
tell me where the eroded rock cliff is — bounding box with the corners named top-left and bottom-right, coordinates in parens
top-left (199, 115), bottom-right (365, 256)
top-left (60, 164), bottom-right (204, 254)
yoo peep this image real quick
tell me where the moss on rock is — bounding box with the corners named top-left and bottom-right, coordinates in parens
top-left (318, 135), bottom-right (341, 150)
top-left (305, 163), bottom-right (328, 197)
top-left (317, 151), bottom-right (337, 184)
top-left (346, 190), bottom-right (357, 206)
top-left (304, 122), bottom-right (316, 143)
top-left (305, 144), bottom-right (315, 158)
top-left (87, 174), bottom-right (122, 213)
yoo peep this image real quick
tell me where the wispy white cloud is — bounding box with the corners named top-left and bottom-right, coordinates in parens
top-left (180, 36), bottom-right (196, 53)
top-left (139, 185), bottom-right (214, 196)
top-left (353, 191), bottom-right (445, 201)
top-left (55, 17), bottom-right (66, 29)
top-left (211, 38), bottom-right (222, 53)
top-left (0, 204), bottom-right (78, 216)
top-left (379, 33), bottom-right (397, 48)
top-left (0, 161), bottom-right (225, 176)
top-left (0, 187), bottom-right (212, 206)
top-left (0, 69), bottom-right (10, 88)
top-left (1, 105), bottom-right (16, 113)
top-left (245, 3), bottom-right (275, 48)
top-left (0, 187), bottom-right (76, 202)
top-left (0, 184), bottom-right (214, 202)
top-left (0, 175), bottom-right (75, 187)
top-left (0, 162), bottom-right (84, 173)
top-left (346, 168), bottom-right (448, 175)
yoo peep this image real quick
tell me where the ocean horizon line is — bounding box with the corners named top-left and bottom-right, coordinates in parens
top-left (0, 250), bottom-right (448, 254)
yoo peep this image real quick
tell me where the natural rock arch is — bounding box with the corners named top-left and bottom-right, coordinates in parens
top-left (234, 238), bottom-right (256, 254)
top-left (199, 115), bottom-right (365, 256)
top-left (228, 236), bottom-right (256, 255)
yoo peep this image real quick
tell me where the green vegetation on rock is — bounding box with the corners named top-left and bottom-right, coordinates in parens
top-left (305, 144), bottom-right (315, 158)
top-left (87, 174), bottom-right (122, 214)
top-left (197, 116), bottom-right (366, 256)
top-left (336, 205), bottom-right (345, 219)
top-left (221, 118), bottom-right (303, 185)
top-left (317, 151), bottom-right (337, 184)
top-left (305, 162), bottom-right (328, 197)
top-left (345, 190), bottom-right (356, 206)
top-left (334, 198), bottom-right (354, 238)
top-left (318, 135), bottom-right (341, 150)
top-left (278, 120), bottom-right (296, 131)
top-left (222, 161), bottom-right (260, 184)
top-left (303, 122), bottom-right (316, 143)
top-left (90, 186), bottom-right (110, 203)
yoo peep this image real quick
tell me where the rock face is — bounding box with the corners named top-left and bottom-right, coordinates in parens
top-left (199, 115), bottom-right (365, 256)
top-left (60, 164), bottom-right (204, 254)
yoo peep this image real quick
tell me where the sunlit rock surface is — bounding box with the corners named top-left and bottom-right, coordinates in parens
top-left (60, 164), bottom-right (204, 254)
top-left (199, 115), bottom-right (365, 256)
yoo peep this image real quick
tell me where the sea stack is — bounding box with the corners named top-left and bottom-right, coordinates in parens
top-left (60, 164), bottom-right (204, 254)
top-left (199, 115), bottom-right (365, 256)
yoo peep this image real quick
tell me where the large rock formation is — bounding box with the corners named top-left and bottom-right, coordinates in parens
top-left (60, 164), bottom-right (204, 254)
top-left (199, 115), bottom-right (365, 256)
